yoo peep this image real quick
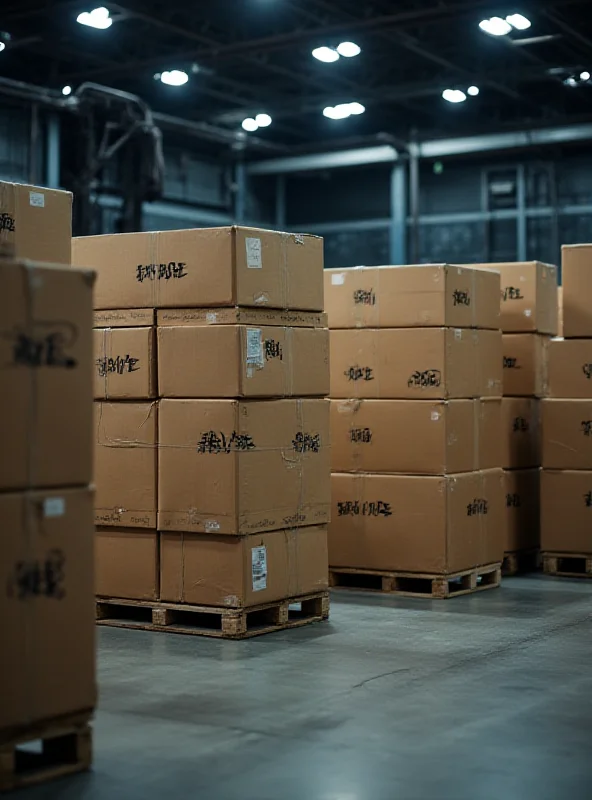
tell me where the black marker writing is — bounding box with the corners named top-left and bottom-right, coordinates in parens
top-left (136, 262), bottom-right (188, 282)
top-left (96, 354), bottom-right (140, 377)
top-left (345, 366), bottom-right (374, 382)
top-left (582, 421), bottom-right (592, 437)
top-left (506, 493), bottom-right (521, 508)
top-left (197, 430), bottom-right (256, 453)
top-left (337, 500), bottom-right (393, 517)
top-left (5, 322), bottom-right (79, 369)
top-left (502, 286), bottom-right (524, 301)
top-left (583, 364), bottom-right (592, 380)
top-left (264, 339), bottom-right (283, 361)
top-left (452, 289), bottom-right (470, 306)
top-left (467, 498), bottom-right (488, 516)
top-left (408, 369), bottom-right (442, 388)
top-left (513, 416), bottom-right (529, 433)
top-left (503, 357), bottom-right (519, 369)
top-left (7, 549), bottom-right (66, 600)
top-left (0, 212), bottom-right (15, 232)
top-left (292, 432), bottom-right (321, 453)
top-left (350, 427), bottom-right (373, 444)
top-left (585, 491), bottom-right (592, 508)
top-left (353, 289), bottom-right (376, 306)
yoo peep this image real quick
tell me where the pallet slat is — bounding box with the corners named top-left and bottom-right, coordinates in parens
top-left (96, 591), bottom-right (330, 639)
top-left (543, 552), bottom-right (592, 579)
top-left (502, 549), bottom-right (541, 577)
top-left (329, 563), bottom-right (501, 599)
top-left (0, 712), bottom-right (92, 793)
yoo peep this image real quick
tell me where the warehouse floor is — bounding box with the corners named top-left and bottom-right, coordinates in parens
top-left (18, 576), bottom-right (592, 800)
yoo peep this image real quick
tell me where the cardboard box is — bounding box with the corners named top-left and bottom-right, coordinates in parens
top-left (158, 324), bottom-right (329, 399)
top-left (94, 326), bottom-right (156, 400)
top-left (0, 487), bottom-right (95, 732)
top-left (324, 265), bottom-right (500, 330)
top-left (330, 327), bottom-right (502, 400)
top-left (502, 334), bottom-right (549, 397)
top-left (541, 469), bottom-right (592, 553)
top-left (546, 338), bottom-right (592, 398)
top-left (562, 244), bottom-right (592, 337)
top-left (329, 469), bottom-right (505, 573)
top-left (504, 469), bottom-right (540, 553)
top-left (95, 529), bottom-right (159, 600)
top-left (501, 397), bottom-right (540, 469)
top-left (158, 398), bottom-right (330, 534)
top-left (94, 401), bottom-right (157, 528)
top-left (160, 525), bottom-right (328, 608)
top-left (72, 227), bottom-right (323, 311)
top-left (157, 307), bottom-right (327, 328)
top-left (330, 398), bottom-right (501, 475)
top-left (470, 261), bottom-right (558, 334)
top-left (0, 260), bottom-right (94, 492)
top-left (0, 180), bottom-right (72, 265)
top-left (541, 399), bottom-right (592, 469)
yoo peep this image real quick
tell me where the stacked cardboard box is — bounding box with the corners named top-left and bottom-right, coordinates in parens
top-left (0, 182), bottom-right (96, 775)
top-left (541, 246), bottom-right (592, 570)
top-left (74, 227), bottom-right (331, 621)
top-left (325, 265), bottom-right (505, 590)
top-left (472, 262), bottom-right (558, 565)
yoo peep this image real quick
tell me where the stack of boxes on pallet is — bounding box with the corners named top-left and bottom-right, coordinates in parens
top-left (73, 227), bottom-right (331, 637)
top-left (474, 262), bottom-right (558, 573)
top-left (541, 245), bottom-right (592, 576)
top-left (324, 265), bottom-right (505, 599)
top-left (0, 181), bottom-right (95, 791)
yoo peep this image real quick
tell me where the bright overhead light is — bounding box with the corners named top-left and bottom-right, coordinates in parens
top-left (479, 16), bottom-right (512, 36)
top-left (0, 42), bottom-right (5, 53)
top-left (467, 85), bottom-right (480, 96)
top-left (323, 102), bottom-right (366, 120)
top-left (337, 41), bottom-right (361, 58)
top-left (242, 117), bottom-right (259, 132)
top-left (255, 113), bottom-right (272, 127)
top-left (442, 89), bottom-right (467, 104)
top-left (76, 7), bottom-right (113, 29)
top-left (506, 13), bottom-right (531, 31)
top-left (160, 70), bottom-right (189, 86)
top-left (580, 71), bottom-right (591, 82)
top-left (565, 76), bottom-right (578, 87)
top-left (62, 85), bottom-right (72, 96)
top-left (312, 46), bottom-right (339, 63)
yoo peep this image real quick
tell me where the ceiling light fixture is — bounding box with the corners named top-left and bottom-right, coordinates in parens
top-left (159, 70), bottom-right (189, 86)
top-left (62, 85), bottom-right (72, 96)
top-left (323, 102), bottom-right (366, 120)
top-left (506, 13), bottom-right (531, 30)
top-left (442, 89), bottom-right (467, 104)
top-left (255, 113), bottom-right (272, 128)
top-left (0, 42), bottom-right (5, 53)
top-left (467, 85), bottom-right (480, 96)
top-left (312, 46), bottom-right (339, 63)
top-left (336, 41), bottom-right (361, 58)
top-left (580, 71), bottom-right (591, 82)
top-left (479, 16), bottom-right (512, 36)
top-left (76, 7), bottom-right (113, 29)
top-left (242, 118), bottom-right (259, 132)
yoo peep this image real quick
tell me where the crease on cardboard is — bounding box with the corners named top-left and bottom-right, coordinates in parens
top-left (96, 401), bottom-right (158, 448)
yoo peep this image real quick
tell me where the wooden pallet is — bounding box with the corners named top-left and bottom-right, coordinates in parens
top-left (543, 552), bottom-right (592, 579)
top-left (502, 549), bottom-right (541, 576)
top-left (96, 591), bottom-right (330, 639)
top-left (0, 711), bottom-right (92, 793)
top-left (329, 563), bottom-right (501, 599)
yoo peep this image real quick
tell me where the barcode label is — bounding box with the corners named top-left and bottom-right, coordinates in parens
top-left (246, 237), bottom-right (262, 268)
top-left (29, 192), bottom-right (45, 208)
top-left (246, 328), bottom-right (263, 366)
top-left (44, 497), bottom-right (65, 517)
top-left (252, 546), bottom-right (267, 591)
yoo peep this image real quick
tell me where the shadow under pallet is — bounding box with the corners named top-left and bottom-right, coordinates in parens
top-left (543, 552), bottom-right (592, 579)
top-left (0, 711), bottom-right (92, 793)
top-left (329, 563), bottom-right (502, 599)
top-left (502, 549), bottom-right (541, 577)
top-left (96, 591), bottom-right (330, 639)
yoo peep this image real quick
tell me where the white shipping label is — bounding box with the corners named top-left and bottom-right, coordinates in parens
top-left (246, 328), bottom-right (263, 366)
top-left (29, 191), bottom-right (45, 208)
top-left (206, 312), bottom-right (217, 324)
top-left (246, 237), bottom-right (262, 268)
top-left (252, 546), bottom-right (268, 591)
top-left (44, 497), bottom-right (65, 518)
top-left (205, 520), bottom-right (220, 532)
top-left (331, 273), bottom-right (345, 285)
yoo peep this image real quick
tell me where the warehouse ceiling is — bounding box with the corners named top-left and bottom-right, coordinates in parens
top-left (2, 0), bottom-right (592, 151)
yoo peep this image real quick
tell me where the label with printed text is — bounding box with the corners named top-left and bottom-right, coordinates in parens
top-left (246, 237), bottom-right (262, 269)
top-left (251, 546), bottom-right (267, 591)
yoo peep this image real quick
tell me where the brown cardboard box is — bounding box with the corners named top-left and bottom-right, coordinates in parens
top-left (547, 338), bottom-right (592, 398)
top-left (0, 260), bottom-right (94, 492)
top-left (329, 469), bottom-right (505, 573)
top-left (562, 245), bottom-right (592, 337)
top-left (501, 397), bottom-right (540, 469)
top-left (541, 469), bottom-right (592, 553)
top-left (470, 261), bottom-right (558, 334)
top-left (504, 469), bottom-right (540, 553)
top-left (330, 327), bottom-right (502, 400)
top-left (330, 398), bottom-right (501, 475)
top-left (541, 399), bottom-right (592, 469)
top-left (72, 227), bottom-right (323, 311)
top-left (0, 180), bottom-right (72, 265)
top-left (94, 401), bottom-right (157, 528)
top-left (160, 525), bottom-right (328, 608)
top-left (157, 307), bottom-right (327, 328)
top-left (502, 334), bottom-right (549, 397)
top-left (0, 487), bottom-right (95, 732)
top-left (94, 327), bottom-right (156, 400)
top-left (95, 529), bottom-right (159, 600)
top-left (158, 398), bottom-right (330, 534)
top-left (158, 324), bottom-right (329, 399)
top-left (558, 286), bottom-right (563, 338)
top-left (324, 264), bottom-right (500, 330)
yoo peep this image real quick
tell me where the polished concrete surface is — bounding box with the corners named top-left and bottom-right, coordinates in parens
top-left (17, 575), bottom-right (592, 800)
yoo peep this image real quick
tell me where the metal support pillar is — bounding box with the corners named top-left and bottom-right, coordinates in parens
top-left (45, 113), bottom-right (61, 189)
top-left (389, 163), bottom-right (407, 265)
top-left (235, 161), bottom-right (247, 224)
top-left (516, 164), bottom-right (527, 261)
top-left (275, 174), bottom-right (286, 230)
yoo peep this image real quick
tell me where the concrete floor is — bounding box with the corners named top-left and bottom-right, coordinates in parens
top-left (17, 575), bottom-right (592, 800)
